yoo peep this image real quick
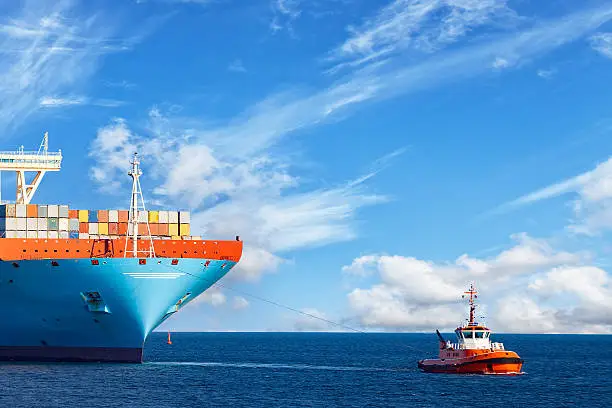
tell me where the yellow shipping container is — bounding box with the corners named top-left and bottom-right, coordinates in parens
top-left (78, 210), bottom-right (89, 222)
top-left (180, 224), bottom-right (190, 236)
top-left (171, 235), bottom-right (180, 240)
top-left (169, 223), bottom-right (179, 236)
top-left (148, 211), bottom-right (159, 223)
top-left (98, 223), bottom-right (109, 235)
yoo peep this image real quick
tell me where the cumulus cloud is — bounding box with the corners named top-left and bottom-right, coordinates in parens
top-left (193, 286), bottom-right (226, 306)
top-left (343, 233), bottom-right (606, 333)
top-left (89, 108), bottom-right (389, 282)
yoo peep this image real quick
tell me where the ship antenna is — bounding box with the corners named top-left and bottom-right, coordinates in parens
top-left (124, 152), bottom-right (155, 258)
top-left (462, 283), bottom-right (478, 326)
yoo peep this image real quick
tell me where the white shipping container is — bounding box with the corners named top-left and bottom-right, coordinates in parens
top-left (128, 224), bottom-right (134, 235)
top-left (89, 234), bottom-right (99, 240)
top-left (27, 218), bottom-right (37, 231)
top-left (168, 211), bottom-right (179, 224)
top-left (16, 230), bottom-right (27, 238)
top-left (137, 211), bottom-right (148, 223)
top-left (59, 205), bottom-right (69, 218)
top-left (89, 223), bottom-right (99, 234)
top-left (79, 233), bottom-right (90, 239)
top-left (158, 211), bottom-right (169, 223)
top-left (59, 231), bottom-right (69, 239)
top-left (27, 231), bottom-right (37, 238)
top-left (179, 211), bottom-right (191, 223)
top-left (59, 218), bottom-right (69, 231)
top-left (4, 218), bottom-right (17, 231)
top-left (48, 231), bottom-right (59, 239)
top-left (48, 205), bottom-right (59, 218)
top-left (16, 218), bottom-right (26, 231)
top-left (37, 231), bottom-right (48, 239)
top-left (100, 235), bottom-right (110, 239)
top-left (16, 204), bottom-right (27, 218)
top-left (37, 218), bottom-right (48, 231)
top-left (5, 231), bottom-right (17, 238)
top-left (38, 205), bottom-right (48, 218)
top-left (109, 210), bottom-right (119, 223)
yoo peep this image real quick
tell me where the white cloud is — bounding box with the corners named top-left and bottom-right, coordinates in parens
top-left (327, 0), bottom-right (519, 73)
top-left (590, 32), bottom-right (612, 58)
top-left (492, 57), bottom-right (511, 69)
top-left (537, 68), bottom-right (556, 79)
top-left (89, 109), bottom-right (390, 281)
top-left (193, 286), bottom-right (226, 306)
top-left (0, 0), bottom-right (142, 132)
top-left (270, 0), bottom-right (302, 35)
top-left (343, 233), bottom-right (604, 333)
top-left (491, 157), bottom-right (612, 235)
top-left (232, 296), bottom-right (249, 310)
top-left (40, 95), bottom-right (124, 108)
top-left (39, 96), bottom-right (87, 107)
top-left (228, 59), bottom-right (247, 73)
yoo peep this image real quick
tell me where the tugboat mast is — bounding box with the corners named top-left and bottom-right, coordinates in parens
top-left (462, 283), bottom-right (478, 326)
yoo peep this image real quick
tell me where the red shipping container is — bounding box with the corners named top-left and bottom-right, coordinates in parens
top-left (158, 224), bottom-right (169, 236)
top-left (98, 210), bottom-right (109, 222)
top-left (79, 222), bottom-right (88, 233)
top-left (118, 223), bottom-right (128, 235)
top-left (69, 209), bottom-right (78, 218)
top-left (118, 210), bottom-right (129, 222)
top-left (108, 223), bottom-right (119, 235)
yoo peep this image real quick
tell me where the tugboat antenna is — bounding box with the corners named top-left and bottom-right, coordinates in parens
top-left (462, 283), bottom-right (478, 326)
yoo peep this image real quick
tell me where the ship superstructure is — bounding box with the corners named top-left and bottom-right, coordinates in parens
top-left (0, 134), bottom-right (242, 362)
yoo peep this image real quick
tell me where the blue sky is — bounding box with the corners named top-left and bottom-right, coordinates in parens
top-left (1, 0), bottom-right (612, 334)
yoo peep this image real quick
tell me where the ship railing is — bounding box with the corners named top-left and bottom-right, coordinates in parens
top-left (447, 343), bottom-right (465, 350)
top-left (491, 342), bottom-right (505, 350)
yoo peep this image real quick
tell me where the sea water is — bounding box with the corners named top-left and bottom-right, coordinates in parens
top-left (0, 333), bottom-right (610, 407)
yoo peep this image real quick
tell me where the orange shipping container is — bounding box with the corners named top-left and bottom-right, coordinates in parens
top-left (26, 204), bottom-right (38, 217)
top-left (158, 223), bottom-right (169, 236)
top-left (118, 210), bottom-right (129, 222)
top-left (109, 223), bottom-right (119, 235)
top-left (150, 223), bottom-right (159, 235)
top-left (79, 222), bottom-right (88, 233)
top-left (69, 209), bottom-right (78, 218)
top-left (118, 223), bottom-right (128, 235)
top-left (138, 223), bottom-right (148, 235)
top-left (98, 210), bottom-right (109, 222)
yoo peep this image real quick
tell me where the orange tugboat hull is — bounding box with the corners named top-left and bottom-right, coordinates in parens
top-left (418, 351), bottom-right (523, 375)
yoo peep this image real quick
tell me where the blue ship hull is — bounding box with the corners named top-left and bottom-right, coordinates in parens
top-left (0, 257), bottom-right (236, 362)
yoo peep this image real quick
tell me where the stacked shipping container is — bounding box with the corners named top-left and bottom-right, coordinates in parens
top-left (0, 205), bottom-right (198, 240)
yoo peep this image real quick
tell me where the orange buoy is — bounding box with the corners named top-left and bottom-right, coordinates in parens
top-left (167, 331), bottom-right (172, 345)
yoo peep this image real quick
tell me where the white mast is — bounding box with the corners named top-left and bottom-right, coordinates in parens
top-left (124, 152), bottom-right (155, 258)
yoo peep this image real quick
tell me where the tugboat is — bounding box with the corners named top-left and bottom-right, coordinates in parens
top-left (417, 284), bottom-right (523, 375)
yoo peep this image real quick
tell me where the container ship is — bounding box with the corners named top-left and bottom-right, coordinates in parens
top-left (0, 134), bottom-right (243, 363)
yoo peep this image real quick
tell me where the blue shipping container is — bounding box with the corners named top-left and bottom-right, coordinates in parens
top-left (69, 231), bottom-right (79, 239)
top-left (89, 210), bottom-right (98, 222)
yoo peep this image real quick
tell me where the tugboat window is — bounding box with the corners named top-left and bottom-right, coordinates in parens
top-left (475, 331), bottom-right (484, 338)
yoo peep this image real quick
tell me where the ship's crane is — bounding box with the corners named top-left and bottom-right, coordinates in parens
top-left (0, 132), bottom-right (62, 204)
